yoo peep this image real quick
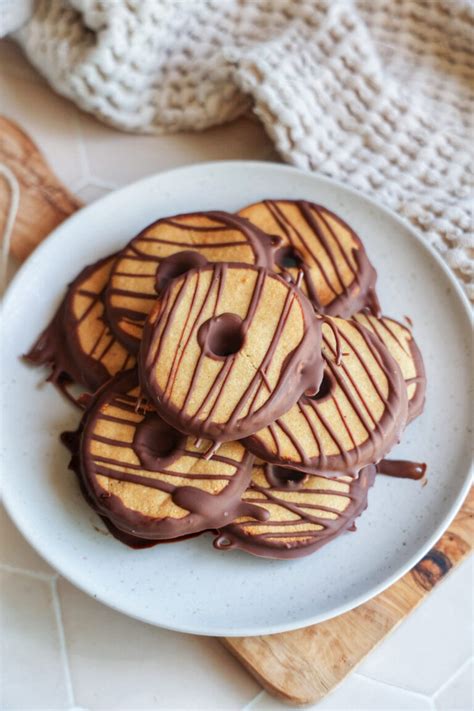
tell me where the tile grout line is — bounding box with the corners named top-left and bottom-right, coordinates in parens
top-left (0, 561), bottom-right (56, 582)
top-left (70, 113), bottom-right (121, 192)
top-left (72, 113), bottom-right (92, 186)
top-left (69, 176), bottom-right (90, 195)
top-left (240, 689), bottom-right (266, 711)
top-left (51, 575), bottom-right (76, 708)
top-left (87, 176), bottom-right (121, 191)
top-left (430, 656), bottom-right (474, 701)
top-left (353, 672), bottom-right (435, 705)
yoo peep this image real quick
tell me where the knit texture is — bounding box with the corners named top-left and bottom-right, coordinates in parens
top-left (7, 0), bottom-right (474, 298)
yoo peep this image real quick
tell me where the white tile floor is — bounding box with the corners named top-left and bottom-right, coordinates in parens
top-left (1, 38), bottom-right (473, 711)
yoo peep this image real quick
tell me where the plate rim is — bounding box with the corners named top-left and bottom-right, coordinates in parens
top-left (1, 160), bottom-right (472, 637)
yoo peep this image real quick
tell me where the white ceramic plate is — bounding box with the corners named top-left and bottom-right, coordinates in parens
top-left (1, 162), bottom-right (471, 637)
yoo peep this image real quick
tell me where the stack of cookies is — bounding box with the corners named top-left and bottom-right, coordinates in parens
top-left (27, 200), bottom-right (426, 559)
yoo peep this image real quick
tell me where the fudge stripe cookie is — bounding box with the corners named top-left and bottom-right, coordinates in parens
top-left (244, 316), bottom-right (408, 476)
top-left (105, 211), bottom-right (278, 352)
top-left (214, 462), bottom-right (376, 559)
top-left (25, 255), bottom-right (135, 395)
top-left (72, 370), bottom-right (257, 540)
top-left (353, 312), bottom-right (426, 422)
top-left (238, 200), bottom-right (379, 317)
top-left (140, 263), bottom-right (324, 444)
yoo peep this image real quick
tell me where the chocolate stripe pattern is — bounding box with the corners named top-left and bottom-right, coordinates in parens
top-left (214, 462), bottom-right (376, 559)
top-left (238, 199), bottom-right (379, 317)
top-left (77, 370), bottom-right (257, 539)
top-left (140, 264), bottom-right (324, 444)
top-left (25, 254), bottom-right (136, 395)
top-left (353, 312), bottom-right (426, 422)
top-left (105, 211), bottom-right (278, 352)
top-left (244, 316), bottom-right (408, 476)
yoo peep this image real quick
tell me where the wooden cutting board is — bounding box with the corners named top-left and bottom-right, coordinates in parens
top-left (1, 116), bottom-right (472, 707)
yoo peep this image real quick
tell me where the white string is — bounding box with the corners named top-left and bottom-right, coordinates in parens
top-left (0, 162), bottom-right (20, 293)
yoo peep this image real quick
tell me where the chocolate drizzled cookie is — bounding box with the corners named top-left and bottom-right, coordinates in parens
top-left (105, 211), bottom-right (279, 352)
top-left (67, 370), bottom-right (258, 539)
top-left (238, 200), bottom-right (379, 316)
top-left (244, 316), bottom-right (408, 476)
top-left (353, 312), bottom-right (426, 422)
top-left (214, 462), bottom-right (376, 559)
top-left (139, 263), bottom-right (324, 444)
top-left (25, 254), bottom-right (135, 396)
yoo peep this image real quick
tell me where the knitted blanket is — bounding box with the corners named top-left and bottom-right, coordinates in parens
top-left (2, 0), bottom-right (473, 299)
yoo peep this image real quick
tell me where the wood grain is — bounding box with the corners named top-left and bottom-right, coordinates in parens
top-left (0, 115), bottom-right (81, 260)
top-left (2, 115), bottom-right (472, 708)
top-left (223, 489), bottom-right (473, 705)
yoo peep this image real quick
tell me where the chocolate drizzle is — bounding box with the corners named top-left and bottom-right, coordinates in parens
top-left (105, 210), bottom-right (279, 352)
top-left (238, 200), bottom-right (379, 317)
top-left (139, 263), bottom-right (324, 444)
top-left (214, 463), bottom-right (376, 559)
top-left (377, 459), bottom-right (427, 480)
top-left (72, 370), bottom-right (257, 539)
top-left (244, 316), bottom-right (409, 476)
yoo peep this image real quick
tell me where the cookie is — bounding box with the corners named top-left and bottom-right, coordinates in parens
top-left (105, 211), bottom-right (278, 352)
top-left (61, 429), bottom-right (166, 549)
top-left (214, 462), bottom-right (376, 559)
top-left (140, 263), bottom-right (324, 445)
top-left (238, 200), bottom-right (379, 316)
top-left (71, 370), bottom-right (256, 540)
top-left (353, 312), bottom-right (426, 422)
top-left (244, 316), bottom-right (408, 476)
top-left (25, 255), bottom-right (135, 395)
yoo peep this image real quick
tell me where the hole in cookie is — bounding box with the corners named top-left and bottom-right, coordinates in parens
top-left (198, 313), bottom-right (245, 359)
top-left (275, 245), bottom-right (304, 270)
top-left (134, 413), bottom-right (186, 469)
top-left (308, 372), bottom-right (334, 402)
top-left (155, 250), bottom-right (208, 292)
top-left (265, 464), bottom-right (308, 489)
top-left (214, 535), bottom-right (233, 550)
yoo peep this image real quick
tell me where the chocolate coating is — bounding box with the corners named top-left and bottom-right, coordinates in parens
top-left (24, 300), bottom-right (78, 404)
top-left (139, 263), bottom-right (324, 444)
top-left (70, 370), bottom-right (257, 540)
top-left (25, 254), bottom-right (135, 396)
top-left (105, 210), bottom-right (279, 352)
top-left (214, 462), bottom-right (376, 559)
top-left (238, 199), bottom-right (380, 317)
top-left (61, 428), bottom-right (164, 548)
top-left (377, 459), bottom-right (427, 480)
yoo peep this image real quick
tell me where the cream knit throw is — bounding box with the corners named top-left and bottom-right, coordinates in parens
top-left (4, 0), bottom-right (474, 299)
